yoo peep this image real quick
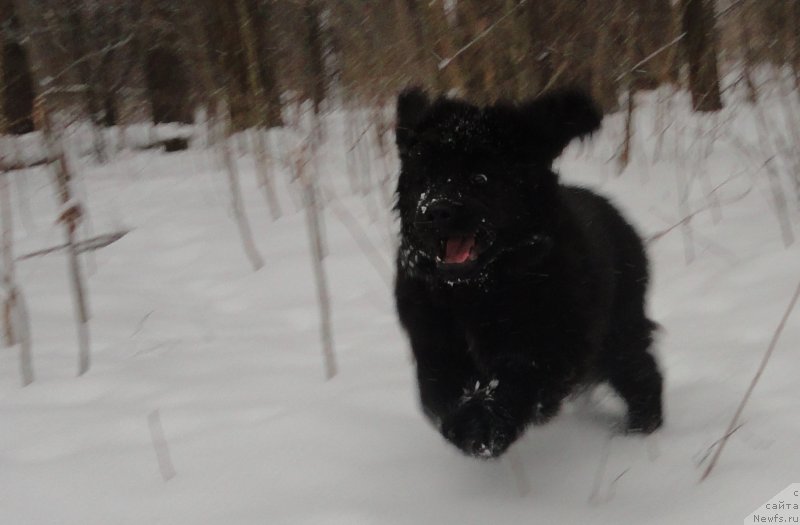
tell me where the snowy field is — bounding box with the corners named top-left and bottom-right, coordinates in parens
top-left (1, 86), bottom-right (799, 524)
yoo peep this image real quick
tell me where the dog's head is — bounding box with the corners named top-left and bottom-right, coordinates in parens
top-left (394, 88), bottom-right (601, 284)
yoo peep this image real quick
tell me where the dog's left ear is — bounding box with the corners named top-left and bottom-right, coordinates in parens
top-left (519, 88), bottom-right (602, 163)
top-left (396, 87), bottom-right (430, 155)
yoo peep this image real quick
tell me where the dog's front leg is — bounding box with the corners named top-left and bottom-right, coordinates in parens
top-left (440, 353), bottom-right (572, 459)
top-left (411, 333), bottom-right (481, 431)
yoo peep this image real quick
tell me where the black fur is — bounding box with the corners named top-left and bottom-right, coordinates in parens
top-left (393, 87), bottom-right (663, 459)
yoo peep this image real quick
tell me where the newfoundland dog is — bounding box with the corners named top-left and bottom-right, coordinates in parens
top-left (393, 87), bottom-right (663, 459)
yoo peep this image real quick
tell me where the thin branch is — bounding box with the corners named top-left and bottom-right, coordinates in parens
top-left (695, 422), bottom-right (744, 467)
top-left (438, 0), bottom-right (528, 70)
top-left (39, 34), bottom-right (136, 90)
top-left (614, 32), bottom-right (687, 83)
top-left (700, 279), bottom-right (800, 481)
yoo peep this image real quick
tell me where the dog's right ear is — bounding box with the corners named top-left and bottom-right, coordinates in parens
top-left (396, 87), bottom-right (430, 155)
top-left (518, 88), bottom-right (602, 164)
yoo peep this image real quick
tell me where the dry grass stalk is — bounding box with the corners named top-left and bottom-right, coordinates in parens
top-left (700, 279), bottom-right (800, 481)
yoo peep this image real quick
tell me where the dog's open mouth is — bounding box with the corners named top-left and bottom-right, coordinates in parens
top-left (435, 230), bottom-right (494, 269)
top-left (442, 235), bottom-right (477, 264)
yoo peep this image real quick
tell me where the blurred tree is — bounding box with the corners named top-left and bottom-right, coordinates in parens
top-left (304, 0), bottom-right (326, 115)
top-left (144, 46), bottom-right (193, 125)
top-left (681, 0), bottom-right (723, 111)
top-left (0, 0), bottom-right (35, 135)
top-left (201, 0), bottom-right (282, 131)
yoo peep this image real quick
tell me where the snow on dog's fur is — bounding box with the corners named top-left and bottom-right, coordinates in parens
top-left (393, 87), bottom-right (663, 459)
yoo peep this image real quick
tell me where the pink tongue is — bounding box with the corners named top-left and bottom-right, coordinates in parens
top-left (444, 235), bottom-right (475, 264)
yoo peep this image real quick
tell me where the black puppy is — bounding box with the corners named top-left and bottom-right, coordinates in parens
top-left (393, 88), bottom-right (663, 459)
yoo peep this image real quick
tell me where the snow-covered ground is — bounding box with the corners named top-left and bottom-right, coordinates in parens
top-left (1, 85), bottom-right (799, 524)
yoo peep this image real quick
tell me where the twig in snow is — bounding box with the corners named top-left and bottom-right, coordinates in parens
top-left (148, 410), bottom-right (176, 481)
top-left (589, 433), bottom-right (614, 504)
top-left (700, 279), bottom-right (800, 481)
top-left (131, 311), bottom-right (154, 338)
top-left (695, 422), bottom-right (744, 467)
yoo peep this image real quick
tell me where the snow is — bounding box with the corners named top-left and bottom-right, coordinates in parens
top-left (1, 82), bottom-right (799, 524)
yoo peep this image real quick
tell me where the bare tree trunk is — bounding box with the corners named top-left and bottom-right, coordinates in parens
top-left (14, 0), bottom-right (92, 375)
top-left (681, 0), bottom-right (723, 112)
top-left (589, 0), bottom-right (620, 112)
top-left (38, 112), bottom-right (92, 374)
top-left (1, 42), bottom-right (35, 135)
top-left (525, 0), bottom-right (556, 95)
top-left (46, 118), bottom-right (92, 375)
top-left (0, 53), bottom-right (33, 385)
top-left (144, 46), bottom-right (193, 151)
top-left (304, 0), bottom-right (326, 115)
top-left (674, 129), bottom-right (696, 264)
top-left (247, 0), bottom-right (283, 128)
top-left (235, 0), bottom-right (282, 220)
top-left (221, 111), bottom-right (264, 271)
top-left (67, 7), bottom-right (108, 163)
top-left (0, 0), bottom-right (35, 135)
top-left (739, 7), bottom-right (759, 105)
top-left (249, 129), bottom-right (281, 220)
top-left (295, 142), bottom-right (336, 380)
top-left (0, 188), bottom-right (35, 386)
top-left (753, 105), bottom-right (795, 247)
top-left (619, 8), bottom-right (639, 172)
top-left (619, 87), bottom-right (635, 172)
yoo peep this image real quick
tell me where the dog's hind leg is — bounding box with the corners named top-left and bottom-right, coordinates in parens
top-left (601, 317), bottom-right (663, 434)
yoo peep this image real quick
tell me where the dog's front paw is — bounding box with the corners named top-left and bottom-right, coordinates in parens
top-left (626, 409), bottom-right (663, 435)
top-left (441, 401), bottom-right (515, 459)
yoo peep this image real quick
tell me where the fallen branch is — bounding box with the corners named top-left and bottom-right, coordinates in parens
top-left (700, 279), bottom-right (800, 481)
top-left (0, 157), bottom-right (57, 172)
top-left (16, 231), bottom-right (129, 261)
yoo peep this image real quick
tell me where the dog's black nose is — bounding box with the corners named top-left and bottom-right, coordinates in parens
top-left (424, 200), bottom-right (460, 228)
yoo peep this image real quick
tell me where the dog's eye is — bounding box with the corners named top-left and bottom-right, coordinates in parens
top-left (470, 173), bottom-right (488, 185)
